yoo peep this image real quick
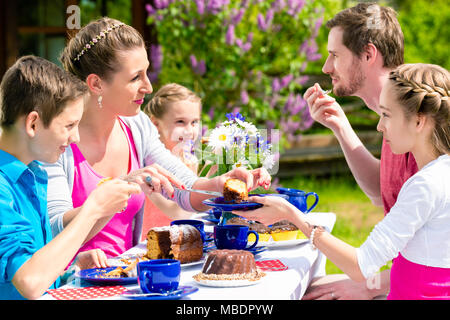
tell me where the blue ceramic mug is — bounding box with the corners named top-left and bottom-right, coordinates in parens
top-left (209, 207), bottom-right (223, 220)
top-left (214, 225), bottom-right (259, 250)
top-left (276, 187), bottom-right (319, 213)
top-left (137, 259), bottom-right (180, 294)
top-left (170, 219), bottom-right (206, 242)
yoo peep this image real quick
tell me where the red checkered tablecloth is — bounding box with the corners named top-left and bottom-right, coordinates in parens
top-left (255, 259), bottom-right (288, 271)
top-left (46, 285), bottom-right (127, 300)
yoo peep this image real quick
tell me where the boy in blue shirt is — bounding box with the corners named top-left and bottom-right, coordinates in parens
top-left (0, 56), bottom-right (141, 299)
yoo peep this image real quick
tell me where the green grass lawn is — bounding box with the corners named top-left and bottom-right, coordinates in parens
top-left (277, 174), bottom-right (392, 274)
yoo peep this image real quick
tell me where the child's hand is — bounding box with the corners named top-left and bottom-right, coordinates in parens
top-left (234, 195), bottom-right (294, 225)
top-left (74, 249), bottom-right (109, 270)
top-left (216, 166), bottom-right (272, 192)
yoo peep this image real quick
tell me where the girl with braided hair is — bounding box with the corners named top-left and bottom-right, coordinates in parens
top-left (239, 63), bottom-right (450, 299)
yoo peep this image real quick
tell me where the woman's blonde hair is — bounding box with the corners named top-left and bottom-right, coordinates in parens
top-left (388, 63), bottom-right (450, 155)
top-left (145, 83), bottom-right (201, 119)
top-left (60, 17), bottom-right (145, 81)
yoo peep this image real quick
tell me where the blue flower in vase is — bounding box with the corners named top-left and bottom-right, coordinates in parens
top-left (226, 112), bottom-right (245, 122)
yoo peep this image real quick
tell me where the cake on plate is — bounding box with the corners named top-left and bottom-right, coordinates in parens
top-left (193, 249), bottom-right (265, 281)
top-left (226, 217), bottom-right (271, 242)
top-left (146, 224), bottom-right (203, 263)
top-left (270, 220), bottom-right (303, 241)
top-left (223, 179), bottom-right (248, 203)
top-left (102, 258), bottom-right (139, 278)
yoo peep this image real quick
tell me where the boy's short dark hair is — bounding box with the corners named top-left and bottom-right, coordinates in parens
top-left (0, 55), bottom-right (88, 129)
top-left (326, 2), bottom-right (404, 68)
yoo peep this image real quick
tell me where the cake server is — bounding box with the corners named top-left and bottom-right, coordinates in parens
top-left (145, 176), bottom-right (222, 197)
top-left (176, 186), bottom-right (222, 197)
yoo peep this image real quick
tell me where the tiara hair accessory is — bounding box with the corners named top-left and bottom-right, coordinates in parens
top-left (74, 23), bottom-right (125, 62)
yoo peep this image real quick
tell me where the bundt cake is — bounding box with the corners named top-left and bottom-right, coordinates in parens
top-left (193, 249), bottom-right (265, 281)
top-left (146, 225), bottom-right (203, 263)
top-left (223, 179), bottom-right (248, 203)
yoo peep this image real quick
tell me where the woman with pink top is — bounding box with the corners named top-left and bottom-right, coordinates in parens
top-left (239, 63), bottom-right (450, 299)
top-left (43, 17), bottom-right (270, 261)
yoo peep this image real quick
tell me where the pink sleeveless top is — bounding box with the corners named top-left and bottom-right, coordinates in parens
top-left (71, 119), bottom-right (145, 258)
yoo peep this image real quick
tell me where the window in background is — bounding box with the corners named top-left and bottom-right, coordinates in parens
top-left (16, 0), bottom-right (132, 67)
top-left (17, 0), bottom-right (69, 66)
top-left (80, 0), bottom-right (132, 26)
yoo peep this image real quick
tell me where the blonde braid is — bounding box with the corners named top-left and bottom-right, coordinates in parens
top-left (389, 63), bottom-right (450, 155)
top-left (410, 81), bottom-right (449, 101)
top-left (391, 64), bottom-right (449, 112)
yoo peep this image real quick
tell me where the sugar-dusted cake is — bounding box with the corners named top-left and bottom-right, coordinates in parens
top-left (146, 225), bottom-right (203, 263)
top-left (223, 178), bottom-right (248, 203)
top-left (193, 249), bottom-right (265, 281)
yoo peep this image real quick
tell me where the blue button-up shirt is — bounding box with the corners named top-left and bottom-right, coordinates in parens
top-left (0, 150), bottom-right (59, 299)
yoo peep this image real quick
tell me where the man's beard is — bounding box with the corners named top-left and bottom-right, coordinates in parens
top-left (333, 58), bottom-right (366, 97)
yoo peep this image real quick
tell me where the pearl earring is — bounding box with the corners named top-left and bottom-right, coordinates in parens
top-left (97, 95), bottom-right (103, 108)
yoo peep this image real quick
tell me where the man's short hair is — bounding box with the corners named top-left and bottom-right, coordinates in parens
top-left (0, 55), bottom-right (88, 129)
top-left (326, 2), bottom-right (404, 68)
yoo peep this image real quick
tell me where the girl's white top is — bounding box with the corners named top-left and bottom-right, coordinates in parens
top-left (357, 154), bottom-right (450, 278)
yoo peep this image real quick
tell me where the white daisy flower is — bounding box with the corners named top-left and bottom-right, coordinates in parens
top-left (236, 118), bottom-right (258, 136)
top-left (207, 125), bottom-right (234, 151)
top-left (232, 158), bottom-right (250, 170)
top-left (262, 153), bottom-right (275, 170)
top-left (200, 112), bottom-right (276, 177)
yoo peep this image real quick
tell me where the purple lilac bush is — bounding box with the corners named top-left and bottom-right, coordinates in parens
top-left (146, 0), bottom-right (327, 148)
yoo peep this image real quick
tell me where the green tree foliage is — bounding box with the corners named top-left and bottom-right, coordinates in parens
top-left (146, 0), bottom-right (332, 147)
top-left (395, 0), bottom-right (450, 69)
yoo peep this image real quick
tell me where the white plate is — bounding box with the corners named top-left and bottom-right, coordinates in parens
top-left (249, 238), bottom-right (308, 248)
top-left (181, 255), bottom-right (206, 268)
top-left (193, 277), bottom-right (264, 288)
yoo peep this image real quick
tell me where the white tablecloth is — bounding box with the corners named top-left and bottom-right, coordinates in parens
top-left (42, 212), bottom-right (336, 300)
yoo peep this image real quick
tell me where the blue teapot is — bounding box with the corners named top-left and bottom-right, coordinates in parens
top-left (276, 187), bottom-right (319, 213)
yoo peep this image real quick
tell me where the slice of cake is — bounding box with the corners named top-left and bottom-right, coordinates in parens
top-left (226, 216), bottom-right (250, 226)
top-left (226, 218), bottom-right (271, 242)
top-left (193, 249), bottom-right (265, 281)
top-left (146, 225), bottom-right (203, 263)
top-left (223, 179), bottom-right (248, 203)
top-left (270, 220), bottom-right (300, 241)
top-left (248, 222), bottom-right (272, 242)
